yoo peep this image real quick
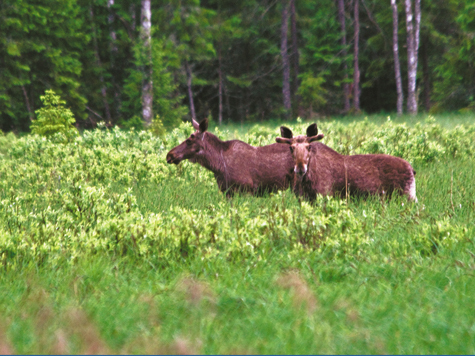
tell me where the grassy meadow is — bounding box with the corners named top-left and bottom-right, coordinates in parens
top-left (1, 114), bottom-right (475, 354)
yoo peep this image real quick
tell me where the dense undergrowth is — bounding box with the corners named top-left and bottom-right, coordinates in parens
top-left (1, 115), bottom-right (475, 353)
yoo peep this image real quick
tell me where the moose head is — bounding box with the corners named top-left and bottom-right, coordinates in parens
top-left (166, 118), bottom-right (209, 164)
top-left (276, 123), bottom-right (324, 177)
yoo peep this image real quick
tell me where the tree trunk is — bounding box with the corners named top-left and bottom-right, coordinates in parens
top-left (130, 3), bottom-right (136, 31)
top-left (391, 0), bottom-right (403, 115)
top-left (185, 60), bottom-right (197, 122)
top-left (141, 0), bottom-right (153, 127)
top-left (290, 0), bottom-right (300, 111)
top-left (280, 0), bottom-right (291, 119)
top-left (415, 0), bottom-right (421, 108)
top-left (108, 0), bottom-right (116, 45)
top-left (107, 0), bottom-right (120, 123)
top-left (337, 0), bottom-right (350, 113)
top-left (353, 0), bottom-right (360, 112)
top-left (21, 85), bottom-right (33, 122)
top-left (414, 0), bottom-right (421, 63)
top-left (422, 36), bottom-right (430, 112)
top-left (239, 96), bottom-right (244, 125)
top-left (405, 0), bottom-right (420, 115)
top-left (90, 5), bottom-right (111, 123)
top-left (224, 79), bottom-right (231, 123)
top-left (218, 46), bottom-right (223, 126)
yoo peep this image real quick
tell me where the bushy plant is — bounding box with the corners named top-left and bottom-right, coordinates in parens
top-left (1, 116), bottom-right (475, 266)
top-left (30, 90), bottom-right (78, 142)
top-left (2, 115), bottom-right (475, 354)
top-left (119, 115), bottom-right (144, 131)
top-left (0, 131), bottom-right (17, 157)
top-left (150, 115), bottom-right (166, 139)
top-left (297, 73), bottom-right (328, 113)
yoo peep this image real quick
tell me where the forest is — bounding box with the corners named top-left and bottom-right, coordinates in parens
top-left (1, 0), bottom-right (474, 132)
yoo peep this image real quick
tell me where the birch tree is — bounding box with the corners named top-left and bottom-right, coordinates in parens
top-left (391, 0), bottom-right (403, 115)
top-left (107, 0), bottom-right (121, 123)
top-left (405, 0), bottom-right (421, 114)
top-left (141, 0), bottom-right (153, 126)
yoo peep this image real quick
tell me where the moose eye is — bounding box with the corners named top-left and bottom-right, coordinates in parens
top-left (190, 134), bottom-right (195, 139)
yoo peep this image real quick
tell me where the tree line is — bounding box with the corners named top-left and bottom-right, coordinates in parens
top-left (1, 0), bottom-right (474, 132)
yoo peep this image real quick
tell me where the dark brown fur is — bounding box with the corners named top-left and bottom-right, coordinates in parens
top-left (166, 118), bottom-right (294, 196)
top-left (276, 124), bottom-right (418, 202)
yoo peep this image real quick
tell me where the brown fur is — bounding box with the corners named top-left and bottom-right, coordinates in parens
top-left (276, 124), bottom-right (418, 202)
top-left (166, 118), bottom-right (294, 196)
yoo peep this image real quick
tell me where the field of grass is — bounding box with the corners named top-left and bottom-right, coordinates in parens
top-left (1, 114), bottom-right (475, 354)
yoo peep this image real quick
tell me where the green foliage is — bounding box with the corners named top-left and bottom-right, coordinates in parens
top-left (4, 0), bottom-right (475, 132)
top-left (118, 115), bottom-right (144, 131)
top-left (2, 115), bottom-right (475, 264)
top-left (0, 0), bottom-right (87, 131)
top-left (298, 0), bottom-right (346, 111)
top-left (30, 90), bottom-right (78, 142)
top-left (430, 1), bottom-right (475, 112)
top-left (0, 131), bottom-right (17, 157)
top-left (2, 114), bottom-right (475, 352)
top-left (121, 37), bottom-right (187, 129)
top-left (297, 73), bottom-right (328, 112)
top-left (150, 115), bottom-right (167, 139)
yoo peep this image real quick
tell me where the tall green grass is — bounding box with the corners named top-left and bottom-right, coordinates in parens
top-left (0, 114), bottom-right (474, 354)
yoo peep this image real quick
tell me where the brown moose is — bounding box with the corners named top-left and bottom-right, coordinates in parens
top-left (276, 123), bottom-right (418, 202)
top-left (166, 118), bottom-right (294, 196)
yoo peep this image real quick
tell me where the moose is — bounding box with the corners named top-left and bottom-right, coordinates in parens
top-left (276, 123), bottom-right (418, 202)
top-left (166, 118), bottom-right (294, 196)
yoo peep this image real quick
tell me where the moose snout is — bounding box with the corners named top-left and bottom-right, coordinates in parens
top-left (294, 164), bottom-right (307, 177)
top-left (166, 152), bottom-right (177, 164)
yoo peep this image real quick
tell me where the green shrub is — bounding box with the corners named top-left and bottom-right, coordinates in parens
top-left (1, 115), bottom-right (474, 266)
top-left (150, 115), bottom-right (166, 139)
top-left (30, 90), bottom-right (78, 142)
top-left (1, 115), bottom-right (475, 355)
top-left (0, 131), bottom-right (17, 157)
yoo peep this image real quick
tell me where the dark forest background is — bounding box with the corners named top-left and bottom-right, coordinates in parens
top-left (1, 0), bottom-right (474, 132)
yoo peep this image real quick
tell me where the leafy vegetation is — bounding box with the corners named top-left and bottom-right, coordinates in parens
top-left (1, 115), bottom-right (475, 353)
top-left (30, 90), bottom-right (78, 143)
top-left (2, 0), bottom-right (475, 131)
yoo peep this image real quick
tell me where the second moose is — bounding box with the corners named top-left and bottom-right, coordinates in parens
top-left (276, 123), bottom-right (417, 202)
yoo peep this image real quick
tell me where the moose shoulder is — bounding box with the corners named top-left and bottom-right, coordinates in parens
top-left (166, 118), bottom-right (294, 196)
top-left (276, 123), bottom-right (417, 202)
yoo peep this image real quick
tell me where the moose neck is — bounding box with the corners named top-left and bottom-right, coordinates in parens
top-left (193, 132), bottom-right (230, 175)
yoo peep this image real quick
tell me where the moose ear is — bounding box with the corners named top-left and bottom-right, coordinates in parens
top-left (280, 126), bottom-right (293, 139)
top-left (276, 137), bottom-right (292, 144)
top-left (306, 123), bottom-right (319, 138)
top-left (308, 134), bottom-right (324, 143)
top-left (192, 118), bottom-right (200, 130)
top-left (199, 118), bottom-right (208, 132)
